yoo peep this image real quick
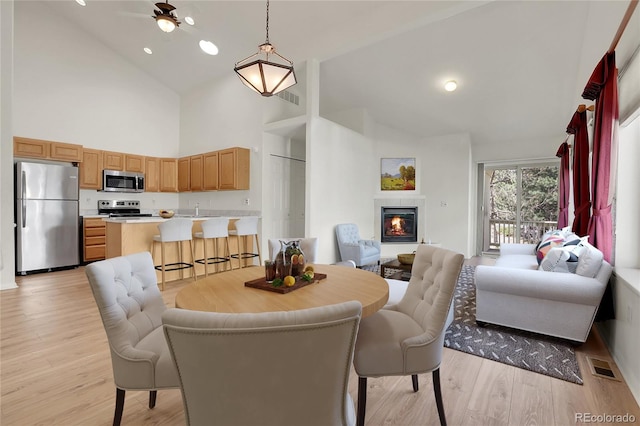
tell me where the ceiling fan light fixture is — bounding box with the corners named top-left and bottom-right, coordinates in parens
top-left (153, 1), bottom-right (180, 33)
top-left (234, 0), bottom-right (296, 97)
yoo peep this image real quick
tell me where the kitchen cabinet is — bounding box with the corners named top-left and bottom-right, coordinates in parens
top-left (145, 157), bottom-right (160, 192)
top-left (159, 158), bottom-right (178, 192)
top-left (190, 154), bottom-right (204, 191)
top-left (79, 148), bottom-right (103, 190)
top-left (49, 141), bottom-right (83, 162)
top-left (178, 157), bottom-right (191, 192)
top-left (83, 218), bottom-right (106, 262)
top-left (14, 137), bottom-right (50, 159)
top-left (125, 154), bottom-right (145, 173)
top-left (219, 147), bottom-right (250, 190)
top-left (14, 137), bottom-right (82, 162)
top-left (202, 151), bottom-right (219, 190)
top-left (103, 151), bottom-right (124, 171)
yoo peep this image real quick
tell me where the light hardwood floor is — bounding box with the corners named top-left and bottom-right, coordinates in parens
top-left (1, 259), bottom-right (638, 425)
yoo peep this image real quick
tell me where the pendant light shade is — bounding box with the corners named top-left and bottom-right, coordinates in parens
top-left (234, 1), bottom-right (296, 97)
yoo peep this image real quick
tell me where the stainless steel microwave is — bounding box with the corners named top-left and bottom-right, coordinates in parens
top-left (103, 170), bottom-right (144, 193)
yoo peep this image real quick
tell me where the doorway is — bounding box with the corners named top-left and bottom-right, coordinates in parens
top-left (480, 163), bottom-right (559, 253)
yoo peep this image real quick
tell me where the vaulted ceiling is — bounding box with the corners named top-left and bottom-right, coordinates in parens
top-left (43, 0), bottom-right (634, 145)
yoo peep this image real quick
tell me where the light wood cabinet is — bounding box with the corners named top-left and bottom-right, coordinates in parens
top-left (219, 147), bottom-right (250, 190)
top-left (159, 158), bottom-right (178, 192)
top-left (83, 218), bottom-right (106, 262)
top-left (14, 137), bottom-right (83, 162)
top-left (103, 151), bottom-right (124, 171)
top-left (178, 157), bottom-right (191, 192)
top-left (14, 137), bottom-right (50, 159)
top-left (125, 154), bottom-right (145, 173)
top-left (202, 151), bottom-right (219, 190)
top-left (79, 148), bottom-right (103, 190)
top-left (49, 141), bottom-right (83, 162)
top-left (190, 155), bottom-right (204, 191)
top-left (145, 157), bottom-right (160, 192)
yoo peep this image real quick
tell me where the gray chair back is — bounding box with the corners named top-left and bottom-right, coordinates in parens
top-left (163, 301), bottom-right (362, 426)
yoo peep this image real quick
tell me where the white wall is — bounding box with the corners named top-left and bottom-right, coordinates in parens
top-left (1, 0), bottom-right (17, 290)
top-left (307, 117), bottom-right (377, 263)
top-left (13, 1), bottom-right (182, 214)
top-left (13, 2), bottom-right (180, 157)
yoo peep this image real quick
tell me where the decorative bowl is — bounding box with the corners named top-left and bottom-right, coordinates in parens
top-left (397, 253), bottom-right (415, 265)
top-left (159, 210), bottom-right (175, 219)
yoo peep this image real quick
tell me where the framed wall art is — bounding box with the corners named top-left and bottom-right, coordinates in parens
top-left (380, 157), bottom-right (416, 191)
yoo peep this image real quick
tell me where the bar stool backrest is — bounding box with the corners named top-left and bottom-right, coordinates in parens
top-left (233, 217), bottom-right (259, 236)
top-left (200, 217), bottom-right (230, 239)
top-left (158, 218), bottom-right (194, 242)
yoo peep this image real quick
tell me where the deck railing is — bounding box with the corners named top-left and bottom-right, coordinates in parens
top-left (488, 219), bottom-right (557, 249)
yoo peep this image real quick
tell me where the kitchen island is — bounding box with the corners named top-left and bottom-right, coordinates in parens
top-left (104, 216), bottom-right (258, 283)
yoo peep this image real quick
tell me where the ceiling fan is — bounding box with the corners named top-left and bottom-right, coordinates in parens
top-left (152, 0), bottom-right (181, 33)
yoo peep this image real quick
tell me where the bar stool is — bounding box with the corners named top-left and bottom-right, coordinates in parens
top-left (151, 218), bottom-right (197, 291)
top-left (194, 217), bottom-right (233, 276)
top-left (229, 216), bottom-right (262, 268)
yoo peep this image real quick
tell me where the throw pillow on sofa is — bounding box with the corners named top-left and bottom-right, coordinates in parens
top-left (539, 245), bottom-right (584, 273)
top-left (536, 232), bottom-right (565, 264)
top-left (576, 240), bottom-right (604, 278)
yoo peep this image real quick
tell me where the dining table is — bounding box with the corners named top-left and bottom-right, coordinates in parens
top-left (175, 264), bottom-right (389, 318)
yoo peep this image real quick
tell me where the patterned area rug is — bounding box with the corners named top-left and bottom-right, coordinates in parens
top-left (445, 265), bottom-right (583, 384)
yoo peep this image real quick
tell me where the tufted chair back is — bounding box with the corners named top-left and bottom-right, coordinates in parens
top-left (335, 223), bottom-right (381, 267)
top-left (85, 251), bottom-right (179, 425)
top-left (268, 237), bottom-right (319, 263)
top-left (352, 244), bottom-right (463, 426)
top-left (397, 244), bottom-right (464, 346)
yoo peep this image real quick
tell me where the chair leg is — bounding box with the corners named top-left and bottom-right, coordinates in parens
top-left (357, 377), bottom-right (367, 426)
top-left (202, 237), bottom-right (209, 277)
top-left (160, 242), bottom-right (166, 291)
top-left (114, 388), bottom-right (125, 426)
top-left (432, 369), bottom-right (447, 426)
top-left (190, 240), bottom-right (197, 281)
top-left (412, 374), bottom-right (419, 392)
top-left (149, 390), bottom-right (157, 409)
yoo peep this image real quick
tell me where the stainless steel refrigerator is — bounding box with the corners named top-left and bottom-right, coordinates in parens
top-left (15, 161), bottom-right (80, 274)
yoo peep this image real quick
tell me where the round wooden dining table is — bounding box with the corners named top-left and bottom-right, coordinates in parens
top-left (175, 264), bottom-right (389, 318)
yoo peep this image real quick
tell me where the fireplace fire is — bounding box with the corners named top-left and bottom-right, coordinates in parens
top-left (381, 207), bottom-right (418, 243)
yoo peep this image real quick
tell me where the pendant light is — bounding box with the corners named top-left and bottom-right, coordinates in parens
top-left (153, 1), bottom-right (181, 33)
top-left (234, 0), bottom-right (296, 97)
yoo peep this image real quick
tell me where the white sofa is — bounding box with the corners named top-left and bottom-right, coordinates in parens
top-left (475, 243), bottom-right (612, 343)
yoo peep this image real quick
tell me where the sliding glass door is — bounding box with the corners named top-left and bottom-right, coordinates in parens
top-left (481, 163), bottom-right (559, 252)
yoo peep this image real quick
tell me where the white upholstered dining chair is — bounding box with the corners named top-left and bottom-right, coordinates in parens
top-left (162, 301), bottom-right (363, 426)
top-left (353, 245), bottom-right (463, 426)
top-left (85, 251), bottom-right (180, 426)
top-left (268, 237), bottom-right (319, 263)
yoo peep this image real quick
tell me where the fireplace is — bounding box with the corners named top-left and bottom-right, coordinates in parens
top-left (381, 207), bottom-right (418, 243)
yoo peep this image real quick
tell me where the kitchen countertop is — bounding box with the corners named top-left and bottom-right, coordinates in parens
top-left (103, 215), bottom-right (259, 224)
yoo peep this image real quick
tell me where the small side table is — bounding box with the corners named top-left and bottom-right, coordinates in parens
top-left (380, 259), bottom-right (412, 281)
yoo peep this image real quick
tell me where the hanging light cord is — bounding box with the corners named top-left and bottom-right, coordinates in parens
top-left (265, 0), bottom-right (270, 44)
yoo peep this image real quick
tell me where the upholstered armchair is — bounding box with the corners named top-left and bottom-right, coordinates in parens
top-left (353, 245), bottom-right (464, 426)
top-left (268, 237), bottom-right (319, 263)
top-left (335, 223), bottom-right (381, 267)
top-left (85, 251), bottom-right (180, 426)
top-left (162, 301), bottom-right (362, 426)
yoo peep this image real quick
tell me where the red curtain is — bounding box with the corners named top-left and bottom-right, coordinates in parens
top-left (582, 51), bottom-right (618, 263)
top-left (555, 141), bottom-right (570, 229)
top-left (566, 110), bottom-right (590, 236)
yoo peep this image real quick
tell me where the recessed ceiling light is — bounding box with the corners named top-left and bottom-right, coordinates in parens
top-left (199, 40), bottom-right (219, 56)
top-left (144, 47), bottom-right (153, 55)
top-left (444, 80), bottom-right (457, 92)
top-left (185, 16), bottom-right (195, 25)
top-left (75, 0), bottom-right (86, 6)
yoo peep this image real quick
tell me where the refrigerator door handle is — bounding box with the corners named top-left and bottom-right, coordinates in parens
top-left (21, 171), bottom-right (27, 228)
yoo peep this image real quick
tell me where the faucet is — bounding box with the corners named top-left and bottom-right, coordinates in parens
top-left (195, 202), bottom-right (199, 217)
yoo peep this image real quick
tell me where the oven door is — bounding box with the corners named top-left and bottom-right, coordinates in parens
top-left (103, 170), bottom-right (142, 193)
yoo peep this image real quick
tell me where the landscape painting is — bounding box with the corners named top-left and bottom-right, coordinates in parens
top-left (380, 157), bottom-right (416, 191)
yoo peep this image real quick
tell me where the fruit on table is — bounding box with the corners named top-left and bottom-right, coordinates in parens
top-left (284, 276), bottom-right (296, 287)
top-left (304, 265), bottom-right (314, 273)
